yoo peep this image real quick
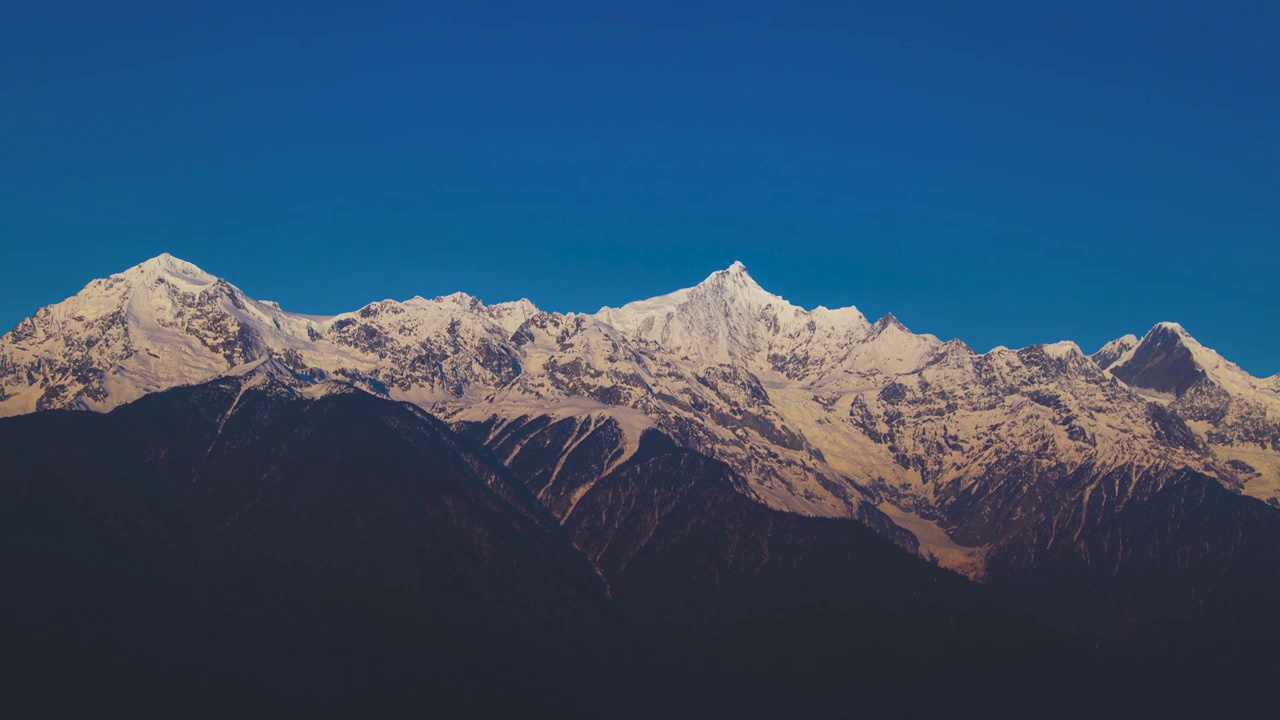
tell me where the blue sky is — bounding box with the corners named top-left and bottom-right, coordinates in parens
top-left (3, 1), bottom-right (1277, 374)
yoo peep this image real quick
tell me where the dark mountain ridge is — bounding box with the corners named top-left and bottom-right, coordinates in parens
top-left (0, 375), bottom-right (1165, 717)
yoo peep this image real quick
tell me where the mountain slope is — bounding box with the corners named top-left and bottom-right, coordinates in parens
top-left (3, 254), bottom-right (1278, 581)
top-left (560, 430), bottom-right (1103, 715)
top-left (1, 373), bottom-right (1118, 717)
top-left (5, 255), bottom-right (1280, 713)
top-left (0, 371), bottom-right (615, 713)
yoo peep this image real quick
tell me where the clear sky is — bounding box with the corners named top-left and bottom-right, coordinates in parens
top-left (3, 1), bottom-right (1277, 374)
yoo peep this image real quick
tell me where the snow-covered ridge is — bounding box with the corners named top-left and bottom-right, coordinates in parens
top-left (594, 261), bottom-right (891, 386)
top-left (3, 253), bottom-right (1277, 576)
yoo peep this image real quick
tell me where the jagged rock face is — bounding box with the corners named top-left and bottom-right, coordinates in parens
top-left (1109, 323), bottom-right (1206, 395)
top-left (321, 298), bottom-right (523, 399)
top-left (3, 254), bottom-right (1279, 579)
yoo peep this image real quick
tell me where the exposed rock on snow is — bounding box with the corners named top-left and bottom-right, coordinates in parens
top-left (3, 254), bottom-right (1277, 574)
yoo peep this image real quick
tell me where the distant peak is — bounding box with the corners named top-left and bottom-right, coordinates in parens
top-left (940, 338), bottom-right (976, 355)
top-left (1090, 334), bottom-right (1140, 371)
top-left (121, 253), bottom-right (215, 283)
top-left (436, 291), bottom-right (480, 305)
top-left (1112, 322), bottom-right (1209, 396)
top-left (1093, 333), bottom-right (1139, 355)
top-left (1151, 321), bottom-right (1190, 338)
top-left (871, 313), bottom-right (907, 331)
top-left (861, 313), bottom-right (914, 343)
top-left (424, 292), bottom-right (488, 314)
top-left (1141, 322), bottom-right (1204, 350)
top-left (696, 261), bottom-right (771, 295)
top-left (140, 252), bottom-right (194, 269)
top-left (1040, 340), bottom-right (1083, 360)
top-left (702, 261), bottom-right (755, 282)
top-left (489, 297), bottom-right (540, 316)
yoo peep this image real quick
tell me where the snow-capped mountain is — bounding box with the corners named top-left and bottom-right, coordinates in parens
top-left (3, 254), bottom-right (1277, 577)
top-left (1094, 321), bottom-right (1280, 501)
top-left (0, 253), bottom-right (544, 413)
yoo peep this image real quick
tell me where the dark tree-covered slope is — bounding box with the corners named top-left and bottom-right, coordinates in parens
top-left (0, 376), bottom-right (614, 715)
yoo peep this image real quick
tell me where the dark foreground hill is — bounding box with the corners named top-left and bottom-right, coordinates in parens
top-left (2, 374), bottom-right (1278, 717)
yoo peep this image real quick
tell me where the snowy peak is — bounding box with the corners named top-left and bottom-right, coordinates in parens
top-left (30, 253), bottom-right (226, 330)
top-left (866, 313), bottom-right (908, 339)
top-left (697, 260), bottom-right (767, 292)
top-left (126, 252), bottom-right (214, 281)
top-left (594, 262), bottom-right (875, 370)
top-left (1091, 334), bottom-right (1139, 371)
top-left (0, 253), bottom-right (276, 415)
top-left (683, 261), bottom-right (795, 325)
top-left (820, 312), bottom-right (941, 379)
top-left (1108, 323), bottom-right (1207, 396)
top-left (593, 262), bottom-right (793, 365)
top-left (710, 262), bottom-right (812, 313)
top-left (483, 298), bottom-right (541, 334)
top-left (1153, 321), bottom-right (1190, 336)
top-left (107, 253), bottom-right (227, 301)
top-left (430, 291), bottom-right (484, 313)
top-left (1039, 340), bottom-right (1084, 360)
top-left (1105, 322), bottom-right (1268, 400)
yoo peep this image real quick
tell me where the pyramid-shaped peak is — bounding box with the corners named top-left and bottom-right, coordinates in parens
top-left (1111, 322), bottom-right (1207, 396)
top-left (1138, 322), bottom-right (1210, 354)
top-left (700, 260), bottom-right (757, 284)
top-left (869, 312), bottom-right (908, 334)
top-left (693, 260), bottom-right (785, 303)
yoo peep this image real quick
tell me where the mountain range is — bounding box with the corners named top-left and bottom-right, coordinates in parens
top-left (3, 254), bottom-right (1280, 714)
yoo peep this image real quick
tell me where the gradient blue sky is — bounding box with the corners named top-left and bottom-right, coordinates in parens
top-left (3, 1), bottom-right (1277, 374)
